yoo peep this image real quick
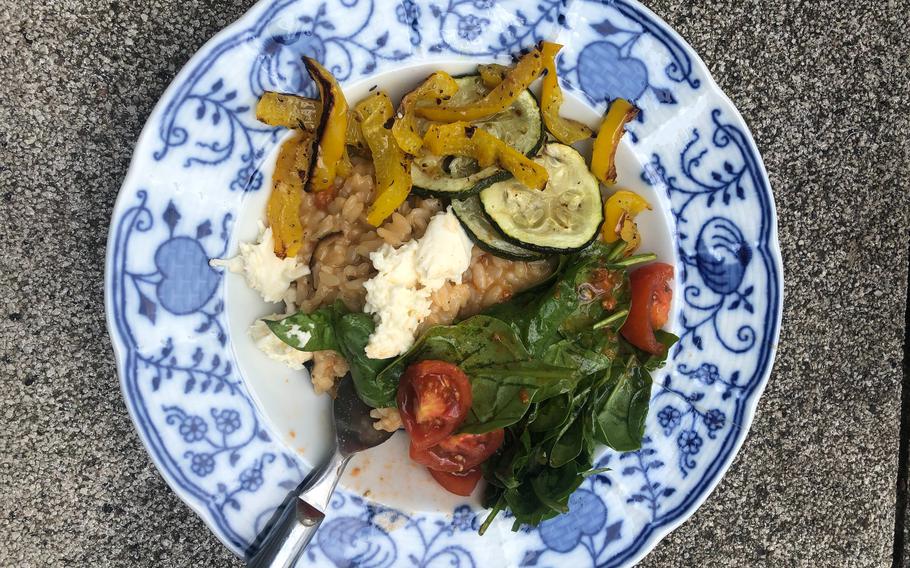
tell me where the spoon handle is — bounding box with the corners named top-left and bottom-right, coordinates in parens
top-left (247, 451), bottom-right (350, 568)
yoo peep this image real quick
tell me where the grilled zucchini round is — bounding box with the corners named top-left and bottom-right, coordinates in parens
top-left (479, 144), bottom-right (604, 253)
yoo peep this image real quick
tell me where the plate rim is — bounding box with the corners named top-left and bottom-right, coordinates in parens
top-left (103, 0), bottom-right (784, 564)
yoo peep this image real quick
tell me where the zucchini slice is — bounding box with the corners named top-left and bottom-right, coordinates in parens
top-left (451, 196), bottom-right (545, 261)
top-left (479, 144), bottom-right (604, 253)
top-left (411, 75), bottom-right (544, 198)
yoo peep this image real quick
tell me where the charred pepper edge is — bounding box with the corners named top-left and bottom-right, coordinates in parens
top-left (255, 90), bottom-right (365, 149)
top-left (591, 98), bottom-right (640, 185)
top-left (415, 45), bottom-right (547, 123)
top-left (539, 41), bottom-right (594, 145)
top-left (302, 56), bottom-right (349, 193)
top-left (392, 71), bottom-right (459, 155)
top-left (410, 78), bottom-right (546, 199)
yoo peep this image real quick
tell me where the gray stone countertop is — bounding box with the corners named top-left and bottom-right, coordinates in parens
top-left (0, 0), bottom-right (907, 566)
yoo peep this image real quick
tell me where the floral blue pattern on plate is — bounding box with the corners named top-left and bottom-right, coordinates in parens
top-left (105, 0), bottom-right (782, 566)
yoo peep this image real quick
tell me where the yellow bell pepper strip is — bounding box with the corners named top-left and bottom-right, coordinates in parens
top-left (591, 98), bottom-right (639, 185)
top-left (392, 72), bottom-right (459, 155)
top-left (255, 90), bottom-right (364, 149)
top-left (601, 190), bottom-right (651, 252)
top-left (477, 63), bottom-right (509, 89)
top-left (256, 91), bottom-right (321, 129)
top-left (355, 92), bottom-right (413, 226)
top-left (416, 46), bottom-right (546, 123)
top-left (539, 42), bottom-right (593, 145)
top-left (302, 57), bottom-right (349, 192)
top-left (268, 130), bottom-right (314, 257)
top-left (423, 122), bottom-right (548, 190)
top-left (345, 117), bottom-right (367, 150)
top-left (336, 147), bottom-right (353, 178)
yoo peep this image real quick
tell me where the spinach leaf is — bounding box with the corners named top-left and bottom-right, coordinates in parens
top-left (376, 315), bottom-right (529, 389)
top-left (483, 269), bottom-right (582, 358)
top-left (483, 242), bottom-right (630, 359)
top-left (503, 484), bottom-right (549, 529)
top-left (530, 462), bottom-right (586, 514)
top-left (265, 302), bottom-right (344, 351)
top-left (594, 359), bottom-right (653, 451)
top-left (542, 338), bottom-right (612, 378)
top-left (263, 302), bottom-right (397, 409)
top-left (335, 313), bottom-right (397, 409)
top-left (639, 330), bottom-right (679, 371)
top-left (527, 394), bottom-right (572, 434)
top-left (487, 427), bottom-right (533, 490)
top-left (459, 361), bottom-right (577, 434)
top-left (376, 315), bottom-right (570, 431)
top-left (548, 415), bottom-right (584, 467)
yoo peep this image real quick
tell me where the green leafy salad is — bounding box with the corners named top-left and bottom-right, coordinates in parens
top-left (266, 240), bottom-right (675, 532)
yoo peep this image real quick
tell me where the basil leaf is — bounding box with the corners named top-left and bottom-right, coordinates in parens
top-left (264, 302), bottom-right (396, 409)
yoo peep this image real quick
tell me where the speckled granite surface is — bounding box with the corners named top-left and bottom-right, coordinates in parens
top-left (0, 1), bottom-right (907, 566)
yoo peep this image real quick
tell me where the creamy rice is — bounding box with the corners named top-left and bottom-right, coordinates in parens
top-left (293, 158), bottom-right (553, 423)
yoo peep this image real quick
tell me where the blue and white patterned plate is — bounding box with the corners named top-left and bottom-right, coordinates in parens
top-left (105, 0), bottom-right (782, 565)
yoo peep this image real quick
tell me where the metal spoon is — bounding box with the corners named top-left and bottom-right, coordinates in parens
top-left (246, 373), bottom-right (394, 567)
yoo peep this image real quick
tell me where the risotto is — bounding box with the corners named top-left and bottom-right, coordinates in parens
top-left (294, 158), bottom-right (553, 404)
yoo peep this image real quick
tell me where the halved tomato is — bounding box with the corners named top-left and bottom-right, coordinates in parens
top-left (397, 360), bottom-right (473, 450)
top-left (427, 467), bottom-right (483, 497)
top-left (621, 263), bottom-right (674, 354)
top-left (410, 430), bottom-right (505, 473)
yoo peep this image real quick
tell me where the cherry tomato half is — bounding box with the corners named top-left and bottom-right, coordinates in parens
top-left (621, 263), bottom-right (674, 354)
top-left (427, 467), bottom-right (483, 497)
top-left (410, 430), bottom-right (505, 473)
top-left (397, 360), bottom-right (473, 450)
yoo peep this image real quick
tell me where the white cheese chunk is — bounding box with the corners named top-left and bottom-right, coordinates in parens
top-left (211, 222), bottom-right (309, 304)
top-left (249, 319), bottom-right (313, 370)
top-left (416, 206), bottom-right (475, 289)
top-left (363, 208), bottom-right (473, 359)
top-left (363, 241), bottom-right (432, 359)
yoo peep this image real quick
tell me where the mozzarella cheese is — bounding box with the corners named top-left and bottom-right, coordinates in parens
top-left (416, 207), bottom-right (475, 289)
top-left (363, 240), bottom-right (432, 359)
top-left (249, 318), bottom-right (313, 370)
top-left (364, 208), bottom-right (473, 359)
top-left (211, 222), bottom-right (309, 304)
